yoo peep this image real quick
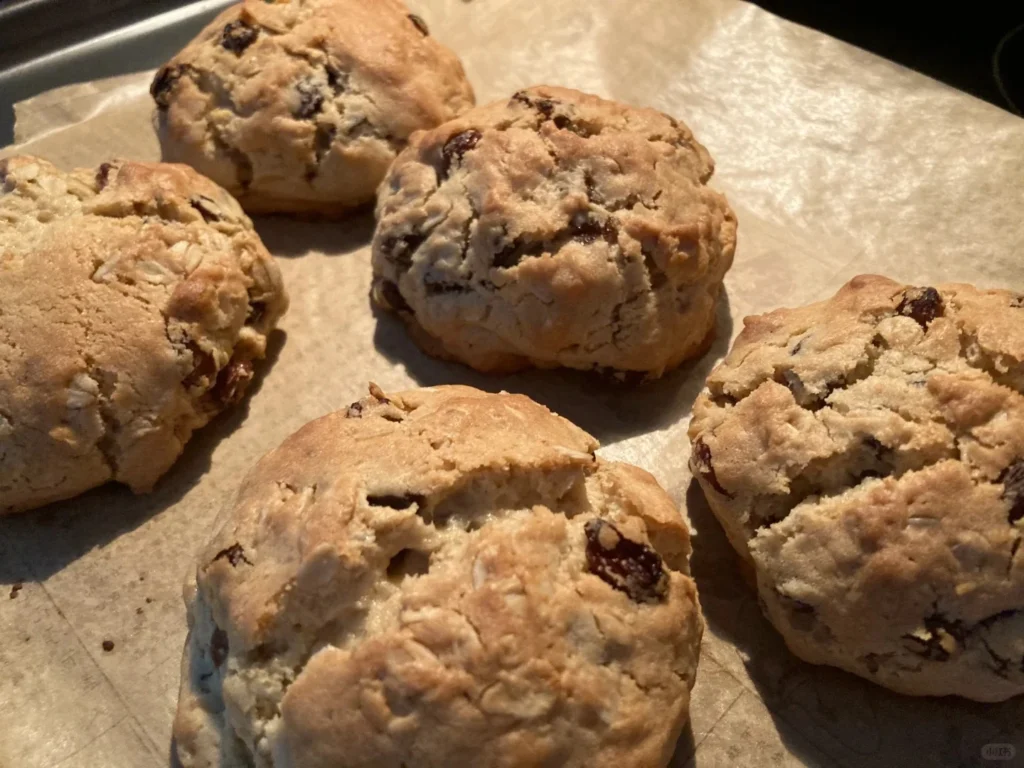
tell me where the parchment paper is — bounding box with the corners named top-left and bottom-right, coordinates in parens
top-left (2, 1), bottom-right (1023, 767)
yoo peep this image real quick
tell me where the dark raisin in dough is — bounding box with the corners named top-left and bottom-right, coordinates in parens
top-left (571, 216), bottom-right (617, 245)
top-left (382, 233), bottom-right (427, 271)
top-left (151, 66), bottom-right (185, 109)
top-left (493, 237), bottom-right (544, 269)
top-left (440, 130), bottom-right (482, 179)
top-left (295, 79), bottom-right (325, 119)
top-left (692, 438), bottom-right (733, 498)
top-left (213, 543), bottom-right (252, 567)
top-left (183, 344), bottom-right (218, 389)
top-left (211, 359), bottom-right (254, 406)
top-left (1000, 459), bottom-right (1024, 523)
top-left (896, 286), bottom-right (944, 328)
top-left (221, 21), bottom-right (259, 55)
top-left (584, 519), bottom-right (668, 603)
top-left (96, 163), bottom-right (114, 189)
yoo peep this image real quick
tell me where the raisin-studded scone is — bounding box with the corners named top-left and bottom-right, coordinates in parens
top-left (174, 384), bottom-right (703, 767)
top-left (688, 275), bottom-right (1024, 701)
top-left (371, 86), bottom-right (737, 379)
top-left (0, 156), bottom-right (288, 515)
top-left (151, 0), bottom-right (475, 215)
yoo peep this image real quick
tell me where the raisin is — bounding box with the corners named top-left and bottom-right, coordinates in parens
top-left (440, 129), bottom-right (482, 179)
top-left (213, 543), bottom-right (252, 567)
top-left (863, 436), bottom-right (887, 458)
top-left (571, 215), bottom-right (617, 245)
top-left (221, 20), bottom-right (259, 54)
top-left (325, 64), bottom-right (348, 92)
top-left (367, 494), bottom-right (425, 509)
top-left (346, 401), bottom-right (365, 418)
top-left (380, 233), bottom-right (426, 272)
top-left (896, 286), bottom-right (944, 328)
top-left (511, 91), bottom-right (531, 107)
top-left (1000, 460), bottom-right (1024, 523)
top-left (407, 13), bottom-right (429, 35)
top-left (901, 614), bottom-right (964, 661)
top-left (96, 163), bottom-right (113, 190)
top-left (305, 124), bottom-right (337, 181)
top-left (211, 359), bottom-right (254, 406)
top-left (211, 628), bottom-right (229, 667)
top-left (1012, 295), bottom-right (1024, 309)
top-left (375, 280), bottom-right (413, 313)
top-left (493, 238), bottom-right (544, 269)
top-left (612, 193), bottom-right (643, 212)
top-left (552, 114), bottom-right (593, 137)
top-left (691, 438), bottom-right (733, 498)
top-left (642, 249), bottom-right (667, 289)
top-left (150, 65), bottom-right (185, 109)
top-left (533, 98), bottom-right (556, 118)
top-left (102, 640), bottom-right (115, 652)
top-left (9, 583), bottom-right (22, 599)
top-left (189, 196), bottom-right (220, 222)
top-left (183, 343), bottom-right (217, 389)
top-left (584, 519), bottom-right (667, 603)
top-left (510, 91), bottom-right (555, 118)
top-left (295, 79), bottom-right (324, 119)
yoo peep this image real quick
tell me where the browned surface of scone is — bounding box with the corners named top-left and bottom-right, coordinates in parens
top-left (151, 0), bottom-right (475, 215)
top-left (688, 274), bottom-right (1024, 701)
top-left (0, 155), bottom-right (288, 514)
top-left (371, 86), bottom-right (737, 379)
top-left (174, 384), bottom-right (703, 767)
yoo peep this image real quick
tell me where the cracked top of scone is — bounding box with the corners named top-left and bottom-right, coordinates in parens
top-left (151, 0), bottom-right (475, 215)
top-left (371, 85), bottom-right (737, 378)
top-left (688, 274), bottom-right (1024, 701)
top-left (174, 385), bottom-right (703, 768)
top-left (0, 155), bottom-right (287, 515)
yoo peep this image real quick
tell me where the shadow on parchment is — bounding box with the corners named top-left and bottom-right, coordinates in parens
top-left (251, 209), bottom-right (375, 258)
top-left (683, 479), bottom-right (1024, 768)
top-left (0, 330), bottom-right (287, 586)
top-left (669, 720), bottom-right (697, 767)
top-left (371, 289), bottom-right (734, 446)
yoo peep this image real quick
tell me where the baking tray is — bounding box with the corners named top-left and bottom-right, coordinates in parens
top-left (3, 1), bottom-right (1024, 767)
top-left (0, 0), bottom-right (234, 145)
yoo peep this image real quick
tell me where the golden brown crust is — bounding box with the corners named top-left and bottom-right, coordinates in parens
top-left (371, 85), bottom-right (736, 378)
top-left (153, 0), bottom-right (475, 214)
top-left (0, 155), bottom-right (288, 514)
top-left (174, 385), bottom-right (703, 767)
top-left (689, 274), bottom-right (1024, 700)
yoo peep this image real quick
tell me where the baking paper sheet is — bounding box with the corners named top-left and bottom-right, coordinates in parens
top-left (2, 1), bottom-right (1023, 766)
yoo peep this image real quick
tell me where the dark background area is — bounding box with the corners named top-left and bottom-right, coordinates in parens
top-left (753, 1), bottom-right (1024, 115)
top-left (0, 0), bottom-right (1021, 143)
